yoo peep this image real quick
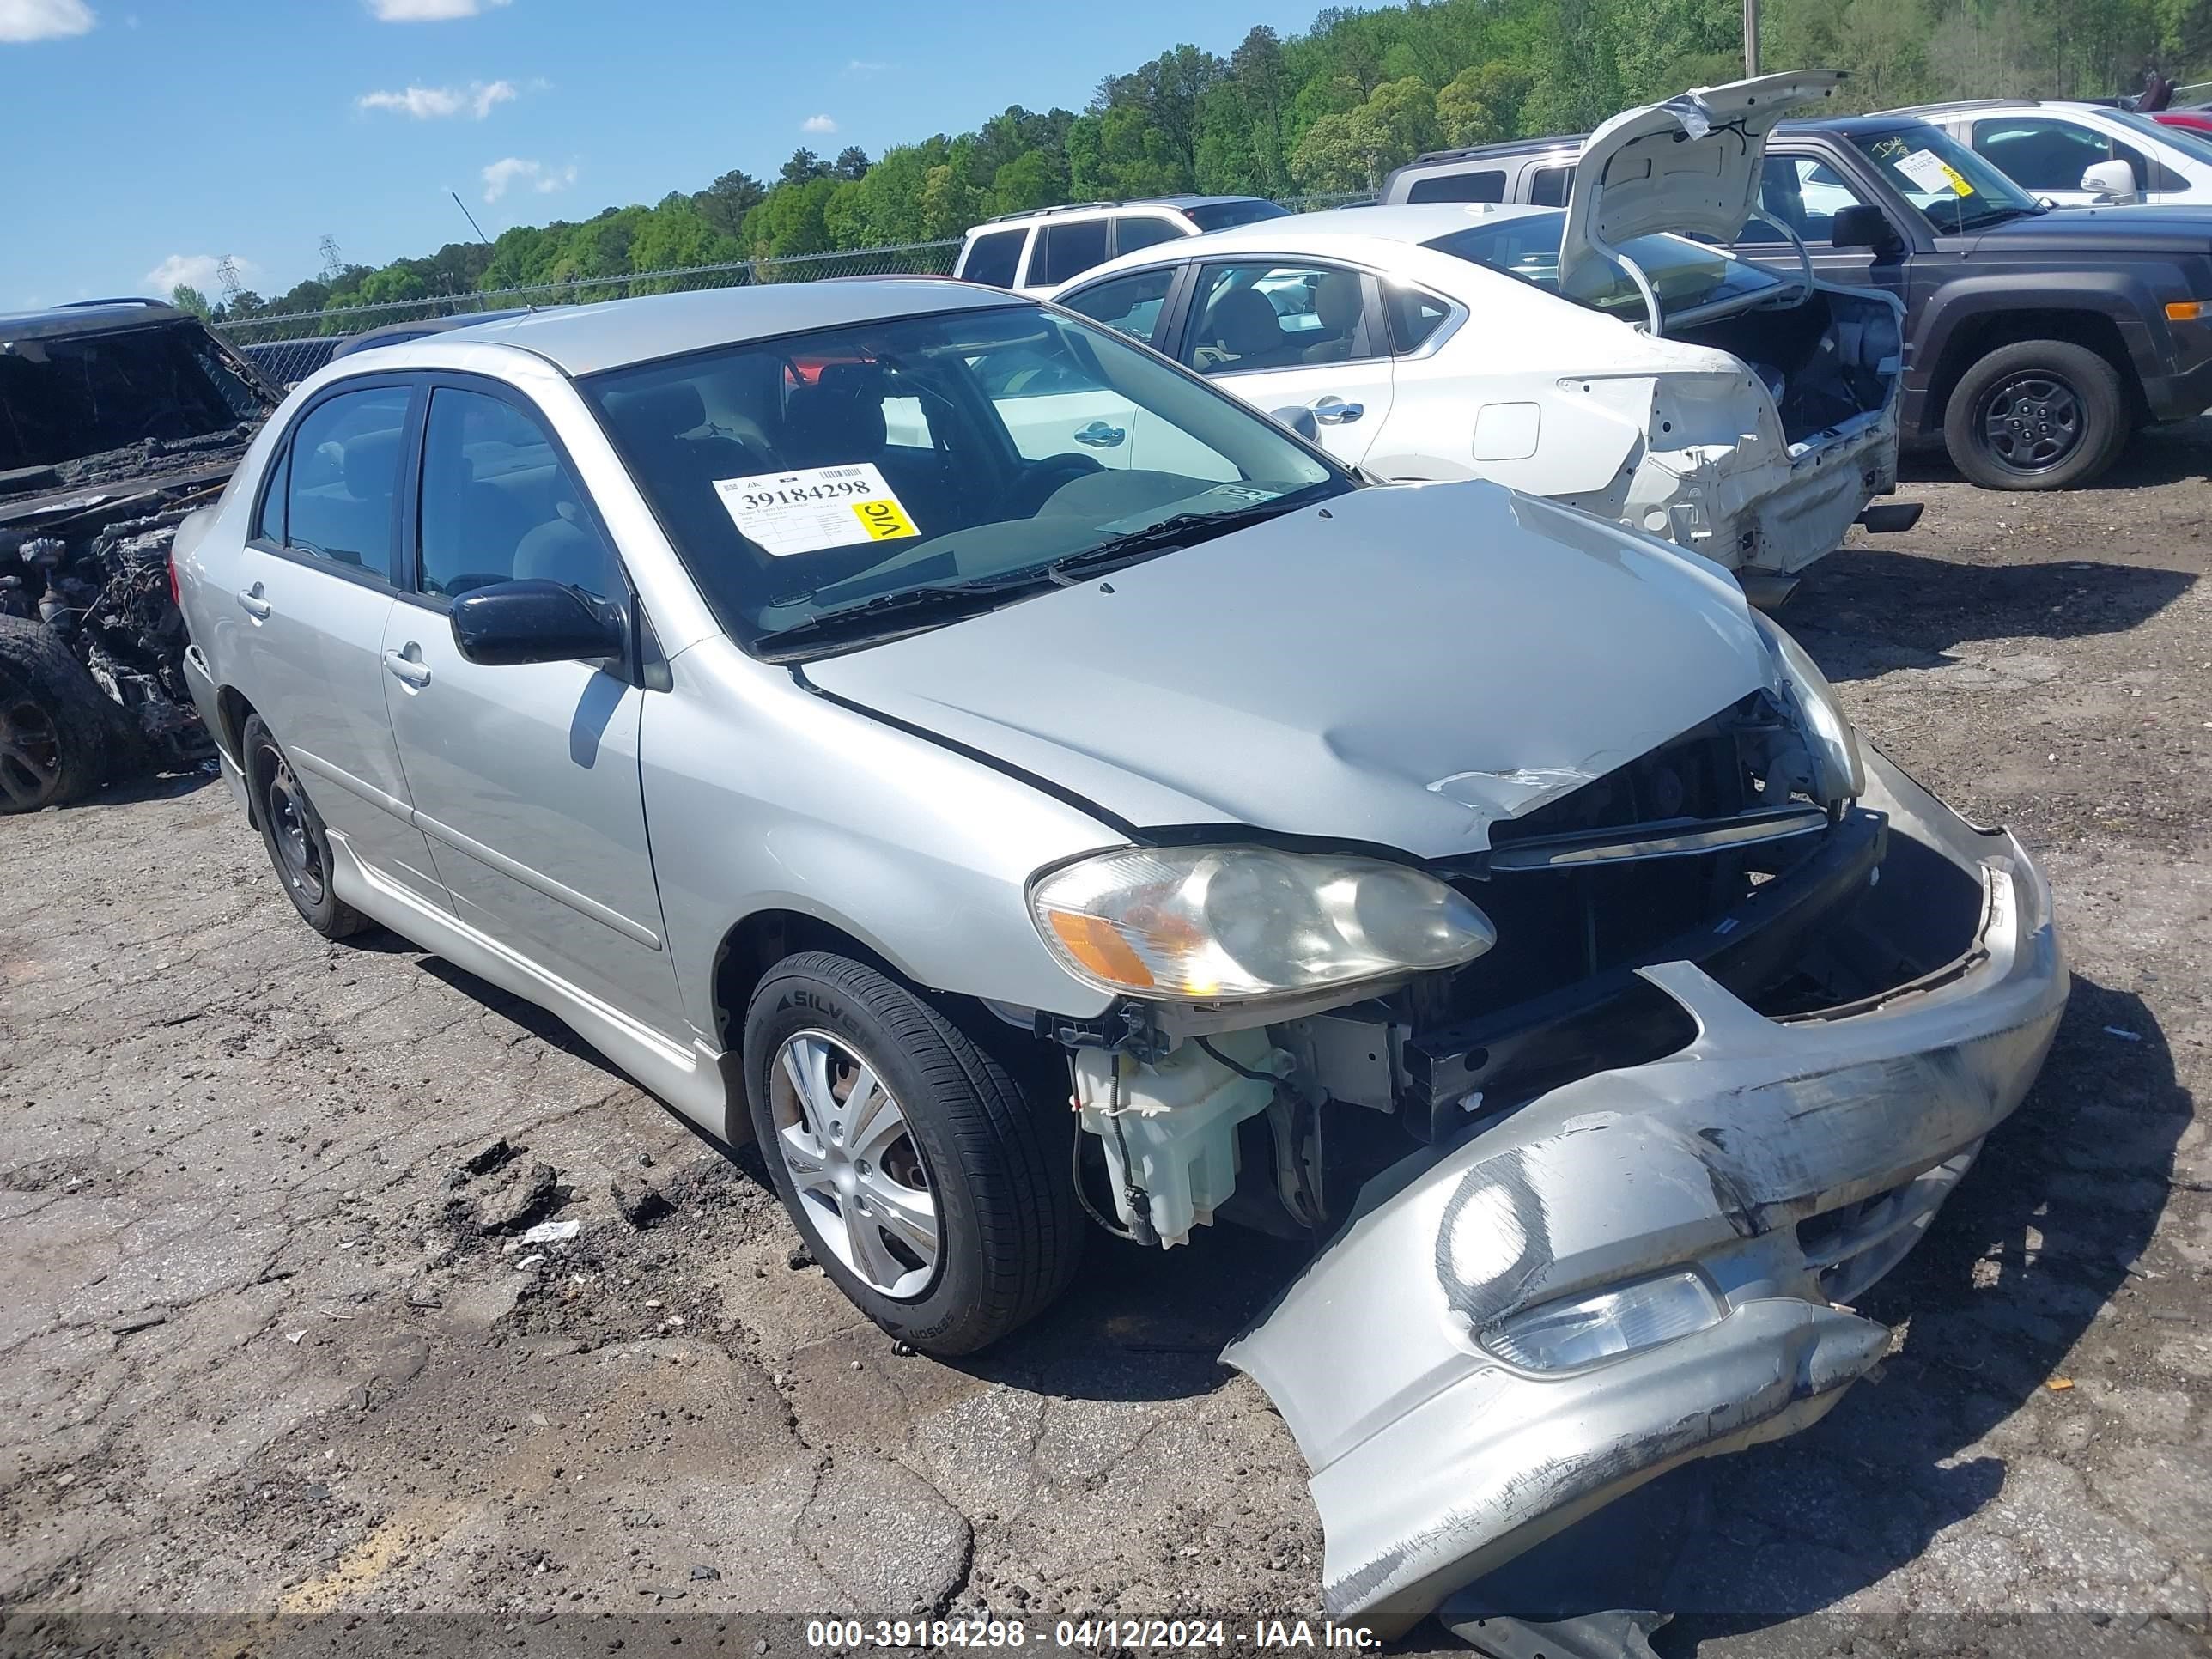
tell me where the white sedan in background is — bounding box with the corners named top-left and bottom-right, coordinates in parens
top-left (1051, 73), bottom-right (1916, 587)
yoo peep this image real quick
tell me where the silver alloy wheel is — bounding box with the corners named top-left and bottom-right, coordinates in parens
top-left (769, 1030), bottom-right (941, 1299)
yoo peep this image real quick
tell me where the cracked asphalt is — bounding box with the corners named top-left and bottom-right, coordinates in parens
top-left (3, 431), bottom-right (2209, 1656)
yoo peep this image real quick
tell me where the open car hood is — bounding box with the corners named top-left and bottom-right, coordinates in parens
top-left (1560, 70), bottom-right (1845, 295)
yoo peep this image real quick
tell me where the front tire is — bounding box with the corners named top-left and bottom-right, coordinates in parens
top-left (0, 616), bottom-right (112, 813)
top-left (744, 952), bottom-right (1080, 1355)
top-left (1943, 339), bottom-right (2128, 490)
top-left (243, 714), bottom-right (368, 939)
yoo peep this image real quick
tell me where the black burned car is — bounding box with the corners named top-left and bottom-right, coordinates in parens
top-left (0, 298), bottom-right (282, 811)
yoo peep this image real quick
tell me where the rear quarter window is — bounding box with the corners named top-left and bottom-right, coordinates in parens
top-left (1408, 169), bottom-right (1506, 204)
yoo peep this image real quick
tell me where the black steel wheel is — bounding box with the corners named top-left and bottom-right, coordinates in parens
top-left (1944, 339), bottom-right (2128, 491)
top-left (243, 713), bottom-right (369, 939)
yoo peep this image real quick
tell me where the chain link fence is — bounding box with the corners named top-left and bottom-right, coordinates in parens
top-left (217, 192), bottom-right (1376, 386)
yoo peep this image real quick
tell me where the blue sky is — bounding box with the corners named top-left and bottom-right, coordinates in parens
top-left (4, 0), bottom-right (1317, 312)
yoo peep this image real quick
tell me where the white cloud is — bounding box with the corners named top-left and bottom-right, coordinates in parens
top-left (357, 78), bottom-right (517, 118)
top-left (143, 253), bottom-right (257, 296)
top-left (801, 113), bottom-right (837, 134)
top-left (0, 0), bottom-right (95, 43)
top-left (481, 156), bottom-right (574, 203)
top-left (366, 0), bottom-right (510, 20)
top-left (844, 59), bottom-right (886, 76)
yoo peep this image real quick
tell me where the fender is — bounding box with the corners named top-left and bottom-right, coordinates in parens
top-left (1908, 267), bottom-right (2183, 431)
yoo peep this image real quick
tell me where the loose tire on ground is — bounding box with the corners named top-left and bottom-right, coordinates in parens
top-left (1943, 338), bottom-right (2129, 491)
top-left (242, 713), bottom-right (369, 939)
top-left (744, 951), bottom-right (1081, 1355)
top-left (0, 615), bottom-right (115, 813)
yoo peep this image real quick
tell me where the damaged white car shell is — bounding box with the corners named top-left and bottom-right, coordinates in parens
top-left (1054, 71), bottom-right (1905, 579)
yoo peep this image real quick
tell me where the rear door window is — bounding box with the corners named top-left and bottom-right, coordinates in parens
top-left (1034, 219), bottom-right (1112, 285)
top-left (959, 228), bottom-right (1027, 289)
top-left (1185, 262), bottom-right (1375, 374)
top-left (1407, 168), bottom-right (1505, 204)
top-left (1971, 117), bottom-right (2114, 192)
top-left (283, 385), bottom-right (412, 580)
top-left (1113, 215), bottom-right (1184, 256)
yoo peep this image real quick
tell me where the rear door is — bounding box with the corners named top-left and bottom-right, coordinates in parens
top-left (378, 376), bottom-right (686, 1033)
top-left (1174, 258), bottom-right (1395, 466)
top-left (228, 378), bottom-right (447, 909)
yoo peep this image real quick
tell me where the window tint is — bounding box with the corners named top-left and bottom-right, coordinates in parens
top-left (1750, 155), bottom-right (1872, 243)
top-left (1972, 117), bottom-right (2113, 192)
top-left (283, 386), bottom-right (410, 578)
top-left (1387, 287), bottom-right (1452, 354)
top-left (416, 387), bottom-right (619, 601)
top-left (1114, 215), bottom-right (1184, 255)
top-left (1036, 218), bottom-right (1112, 285)
top-left (1057, 268), bottom-right (1176, 344)
top-left (1186, 263), bottom-right (1373, 374)
top-left (960, 228), bottom-right (1026, 289)
top-left (1528, 164), bottom-right (1575, 207)
top-left (1407, 168), bottom-right (1505, 204)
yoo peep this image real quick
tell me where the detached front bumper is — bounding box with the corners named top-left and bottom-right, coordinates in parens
top-left (1224, 749), bottom-right (2067, 1635)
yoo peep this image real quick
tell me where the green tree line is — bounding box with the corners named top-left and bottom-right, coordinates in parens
top-left (204, 0), bottom-right (2212, 328)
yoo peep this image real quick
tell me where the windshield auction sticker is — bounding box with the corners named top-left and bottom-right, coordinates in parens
top-left (714, 463), bottom-right (919, 556)
top-left (1895, 148), bottom-right (1974, 196)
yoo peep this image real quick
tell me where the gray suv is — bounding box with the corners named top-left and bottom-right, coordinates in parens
top-left (174, 279), bottom-right (2065, 1638)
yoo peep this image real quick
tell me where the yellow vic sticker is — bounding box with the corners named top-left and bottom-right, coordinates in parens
top-left (1939, 161), bottom-right (1975, 196)
top-left (853, 497), bottom-right (917, 540)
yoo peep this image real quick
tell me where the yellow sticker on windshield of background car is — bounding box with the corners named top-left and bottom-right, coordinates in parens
top-left (854, 497), bottom-right (915, 540)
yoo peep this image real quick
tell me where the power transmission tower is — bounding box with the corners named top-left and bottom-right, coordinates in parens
top-left (216, 257), bottom-right (245, 306)
top-left (319, 235), bottom-right (343, 281)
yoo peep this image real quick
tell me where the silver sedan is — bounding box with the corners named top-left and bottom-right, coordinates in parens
top-left (173, 279), bottom-right (2065, 1638)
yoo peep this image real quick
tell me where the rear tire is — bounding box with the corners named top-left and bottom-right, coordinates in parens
top-left (0, 615), bottom-right (112, 813)
top-left (243, 713), bottom-right (369, 939)
top-left (744, 951), bottom-right (1080, 1355)
top-left (1943, 339), bottom-right (2128, 490)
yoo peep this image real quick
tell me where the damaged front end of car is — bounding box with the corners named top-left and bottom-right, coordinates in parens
top-left (1033, 680), bottom-right (2063, 1640)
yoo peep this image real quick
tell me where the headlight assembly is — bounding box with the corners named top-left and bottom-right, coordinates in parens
top-left (1754, 611), bottom-right (1865, 805)
top-left (1029, 845), bottom-right (1496, 1001)
top-left (1478, 1270), bottom-right (1724, 1373)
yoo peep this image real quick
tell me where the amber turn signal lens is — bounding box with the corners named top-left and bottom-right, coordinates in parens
top-left (1045, 911), bottom-right (1156, 989)
top-left (2166, 301), bottom-right (2210, 322)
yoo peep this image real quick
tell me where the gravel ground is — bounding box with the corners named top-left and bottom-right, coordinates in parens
top-left (2, 432), bottom-right (2208, 1657)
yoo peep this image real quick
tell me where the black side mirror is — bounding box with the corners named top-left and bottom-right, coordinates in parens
top-left (1827, 204), bottom-right (1902, 253)
top-left (450, 579), bottom-right (625, 666)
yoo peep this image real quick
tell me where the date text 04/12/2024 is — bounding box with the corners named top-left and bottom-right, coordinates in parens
top-left (803, 1620), bottom-right (1382, 1651)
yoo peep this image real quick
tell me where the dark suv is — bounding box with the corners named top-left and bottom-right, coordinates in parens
top-left (0, 298), bottom-right (282, 811)
top-left (1386, 116), bottom-right (2212, 489)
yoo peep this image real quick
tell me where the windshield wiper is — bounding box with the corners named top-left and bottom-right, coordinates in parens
top-left (1038, 499), bottom-right (1306, 584)
top-left (756, 573), bottom-right (1046, 657)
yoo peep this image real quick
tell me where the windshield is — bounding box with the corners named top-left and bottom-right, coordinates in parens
top-left (1424, 212), bottom-right (1786, 323)
top-left (2109, 106), bottom-right (2212, 167)
top-left (582, 304), bottom-right (1347, 656)
top-left (1850, 126), bottom-right (2042, 234)
top-left (0, 319), bottom-right (274, 473)
top-left (1186, 198), bottom-right (1291, 233)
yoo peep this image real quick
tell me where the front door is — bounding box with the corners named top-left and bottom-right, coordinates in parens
top-left (1180, 259), bottom-right (1396, 466)
top-left (228, 379), bottom-right (447, 908)
top-left (379, 379), bottom-right (687, 1036)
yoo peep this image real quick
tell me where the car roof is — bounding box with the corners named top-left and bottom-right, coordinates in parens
top-left (1403, 136), bottom-right (1584, 168)
top-left (975, 194), bottom-right (1269, 228)
top-left (0, 297), bottom-right (190, 341)
top-left (1774, 114), bottom-right (1931, 137)
top-left (388, 278), bottom-right (1026, 376)
top-left (1126, 201), bottom-right (1558, 250)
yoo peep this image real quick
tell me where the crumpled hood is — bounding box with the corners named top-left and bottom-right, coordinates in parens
top-left (1562, 70), bottom-right (1844, 292)
top-left (802, 481), bottom-right (1773, 858)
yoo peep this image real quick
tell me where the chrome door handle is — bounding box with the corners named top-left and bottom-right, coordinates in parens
top-left (1073, 420), bottom-right (1127, 448)
top-left (1310, 398), bottom-right (1364, 426)
top-left (236, 585), bottom-right (272, 620)
top-left (382, 649), bottom-right (432, 690)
